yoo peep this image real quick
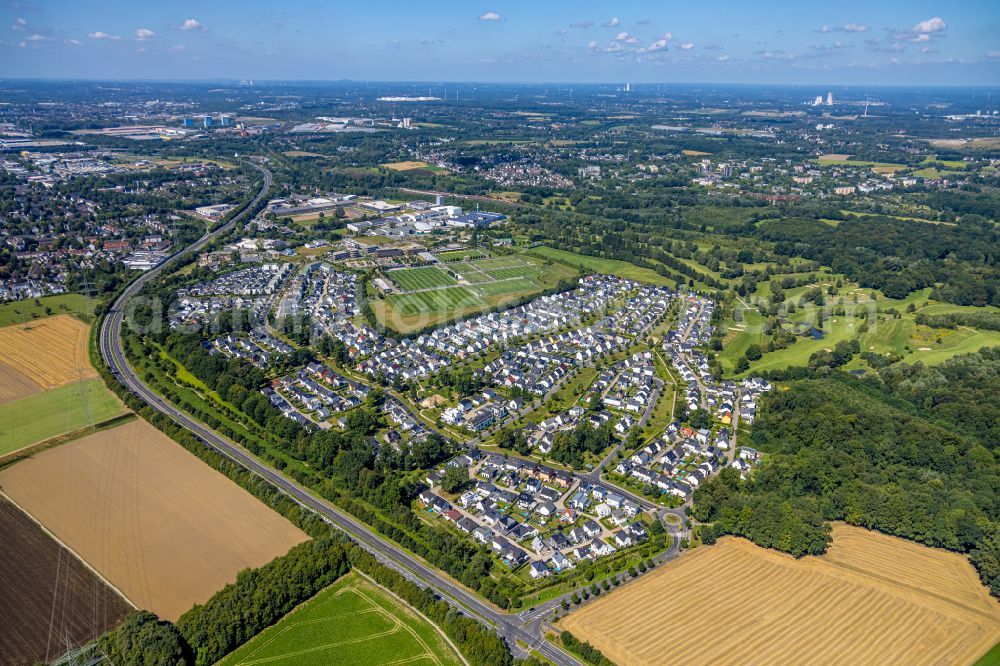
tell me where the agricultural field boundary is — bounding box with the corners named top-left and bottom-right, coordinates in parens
top-left (0, 489), bottom-right (137, 611)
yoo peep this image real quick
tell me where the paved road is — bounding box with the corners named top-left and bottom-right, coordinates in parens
top-left (99, 165), bottom-right (582, 665)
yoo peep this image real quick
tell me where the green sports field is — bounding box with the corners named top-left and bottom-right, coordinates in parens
top-left (386, 287), bottom-right (484, 316)
top-left (388, 267), bottom-right (457, 291)
top-left (0, 379), bottom-right (125, 456)
top-left (218, 572), bottom-right (463, 666)
top-left (486, 265), bottom-right (543, 281)
top-left (475, 278), bottom-right (538, 296)
top-left (374, 252), bottom-right (578, 333)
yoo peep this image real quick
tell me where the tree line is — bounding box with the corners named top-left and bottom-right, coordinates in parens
top-left (695, 350), bottom-right (1000, 597)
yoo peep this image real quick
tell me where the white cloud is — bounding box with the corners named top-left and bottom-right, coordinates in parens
top-left (177, 19), bottom-right (207, 32)
top-left (913, 16), bottom-right (946, 34)
top-left (570, 20), bottom-right (594, 29)
top-left (642, 33), bottom-right (672, 52)
top-left (170, 44), bottom-right (186, 52)
top-left (88, 31), bottom-right (121, 40)
top-left (588, 40), bottom-right (624, 53)
top-left (717, 55), bottom-right (730, 61)
top-left (12, 17), bottom-right (27, 30)
top-left (987, 50), bottom-right (1000, 59)
top-left (678, 42), bottom-right (694, 50)
top-left (65, 38), bottom-right (81, 46)
top-left (756, 50), bottom-right (796, 60)
top-left (604, 16), bottom-right (620, 27)
top-left (25, 33), bottom-right (46, 41)
top-left (478, 12), bottom-right (501, 21)
top-left (134, 27), bottom-right (155, 41)
top-left (820, 22), bottom-right (869, 33)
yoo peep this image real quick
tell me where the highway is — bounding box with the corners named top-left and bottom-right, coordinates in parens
top-left (98, 164), bottom-right (583, 665)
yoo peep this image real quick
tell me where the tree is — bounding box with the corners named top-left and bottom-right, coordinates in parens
top-left (440, 466), bottom-right (471, 494)
top-left (98, 611), bottom-right (187, 666)
top-left (735, 356), bottom-right (750, 373)
top-left (744, 344), bottom-right (763, 361)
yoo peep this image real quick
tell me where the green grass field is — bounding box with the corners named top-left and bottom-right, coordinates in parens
top-left (387, 267), bottom-right (458, 291)
top-left (218, 572), bottom-right (463, 666)
top-left (386, 287), bottom-right (484, 316)
top-left (374, 253), bottom-right (578, 333)
top-left (486, 266), bottom-right (543, 281)
top-left (813, 158), bottom-right (907, 172)
top-left (435, 249), bottom-right (488, 262)
top-left (474, 278), bottom-right (538, 297)
top-left (723, 274), bottom-right (1000, 376)
top-left (0, 293), bottom-right (96, 327)
top-left (527, 247), bottom-right (672, 286)
top-left (976, 641), bottom-right (1000, 666)
top-left (0, 379), bottom-right (125, 456)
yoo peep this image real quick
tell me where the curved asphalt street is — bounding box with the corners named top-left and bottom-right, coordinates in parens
top-left (98, 163), bottom-right (584, 665)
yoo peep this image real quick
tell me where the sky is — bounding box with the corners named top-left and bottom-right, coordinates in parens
top-left (1, 0), bottom-right (998, 85)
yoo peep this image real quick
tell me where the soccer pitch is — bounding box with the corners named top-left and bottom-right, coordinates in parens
top-left (387, 267), bottom-right (457, 291)
top-left (386, 287), bottom-right (484, 316)
top-left (218, 572), bottom-right (463, 666)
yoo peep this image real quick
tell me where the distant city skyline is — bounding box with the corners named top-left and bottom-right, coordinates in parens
top-left (2, 1), bottom-right (998, 85)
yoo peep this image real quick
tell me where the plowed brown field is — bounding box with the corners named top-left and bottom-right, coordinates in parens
top-left (0, 363), bottom-right (41, 405)
top-left (0, 315), bottom-right (96, 389)
top-left (559, 523), bottom-right (1000, 666)
top-left (0, 418), bottom-right (309, 620)
top-left (0, 498), bottom-right (131, 666)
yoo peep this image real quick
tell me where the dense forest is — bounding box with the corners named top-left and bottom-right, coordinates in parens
top-left (755, 215), bottom-right (1000, 306)
top-left (694, 347), bottom-right (1000, 596)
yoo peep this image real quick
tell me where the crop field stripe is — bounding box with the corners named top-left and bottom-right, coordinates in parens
top-left (219, 572), bottom-right (462, 666)
top-left (558, 524), bottom-right (1000, 666)
top-left (0, 315), bottom-right (97, 389)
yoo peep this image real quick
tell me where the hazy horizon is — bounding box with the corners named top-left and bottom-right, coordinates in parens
top-left (3, 1), bottom-right (997, 85)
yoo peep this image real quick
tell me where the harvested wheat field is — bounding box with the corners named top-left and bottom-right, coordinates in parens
top-left (0, 315), bottom-right (96, 389)
top-left (559, 523), bottom-right (1000, 666)
top-left (0, 363), bottom-right (41, 405)
top-left (0, 418), bottom-right (309, 621)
